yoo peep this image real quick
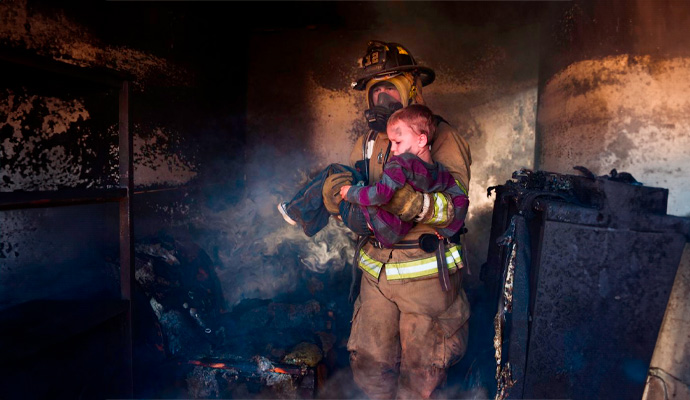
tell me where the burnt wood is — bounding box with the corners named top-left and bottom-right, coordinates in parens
top-left (0, 188), bottom-right (127, 210)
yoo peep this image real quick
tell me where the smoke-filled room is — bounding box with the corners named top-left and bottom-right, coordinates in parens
top-left (1, 1), bottom-right (689, 399)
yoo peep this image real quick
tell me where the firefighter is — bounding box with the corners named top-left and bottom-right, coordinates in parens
top-left (322, 41), bottom-right (472, 399)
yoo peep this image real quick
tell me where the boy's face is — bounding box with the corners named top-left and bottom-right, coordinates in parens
top-left (388, 120), bottom-right (425, 156)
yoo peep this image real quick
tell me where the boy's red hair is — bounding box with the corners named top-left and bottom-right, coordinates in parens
top-left (387, 104), bottom-right (436, 142)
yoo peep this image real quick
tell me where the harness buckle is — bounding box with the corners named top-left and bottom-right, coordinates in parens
top-left (371, 238), bottom-right (384, 249)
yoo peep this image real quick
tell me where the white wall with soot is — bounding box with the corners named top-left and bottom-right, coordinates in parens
top-left (539, 55), bottom-right (690, 216)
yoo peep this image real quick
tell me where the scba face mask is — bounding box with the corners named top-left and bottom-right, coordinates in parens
top-left (364, 91), bottom-right (403, 132)
top-left (364, 78), bottom-right (409, 132)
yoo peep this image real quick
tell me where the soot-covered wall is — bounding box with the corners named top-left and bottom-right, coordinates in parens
top-left (538, 0), bottom-right (690, 217)
top-left (2, 0), bottom-right (689, 397)
top-left (0, 0), bottom-right (244, 308)
top-left (537, 1), bottom-right (690, 396)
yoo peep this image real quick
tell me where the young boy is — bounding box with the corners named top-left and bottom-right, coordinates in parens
top-left (278, 104), bottom-right (468, 247)
top-left (338, 104), bottom-right (468, 247)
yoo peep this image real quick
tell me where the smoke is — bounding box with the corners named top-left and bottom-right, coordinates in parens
top-left (193, 142), bottom-right (356, 308)
top-left (314, 368), bottom-right (366, 399)
top-left (263, 222), bottom-right (355, 274)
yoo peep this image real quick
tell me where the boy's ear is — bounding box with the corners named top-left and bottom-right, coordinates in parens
top-left (419, 133), bottom-right (429, 147)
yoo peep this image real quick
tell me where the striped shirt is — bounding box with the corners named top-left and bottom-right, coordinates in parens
top-left (345, 152), bottom-right (469, 248)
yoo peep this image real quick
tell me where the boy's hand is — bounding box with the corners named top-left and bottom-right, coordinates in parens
top-left (340, 185), bottom-right (352, 200)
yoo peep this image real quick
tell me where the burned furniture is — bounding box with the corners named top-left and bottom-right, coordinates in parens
top-left (483, 168), bottom-right (690, 400)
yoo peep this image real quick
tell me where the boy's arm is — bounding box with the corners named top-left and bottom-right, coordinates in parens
top-left (345, 158), bottom-right (407, 206)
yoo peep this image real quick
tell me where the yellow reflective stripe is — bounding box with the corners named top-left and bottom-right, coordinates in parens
top-left (358, 248), bottom-right (383, 277)
top-left (359, 246), bottom-right (463, 280)
top-left (385, 246), bottom-right (463, 280)
top-left (455, 179), bottom-right (468, 195)
top-left (431, 192), bottom-right (448, 225)
top-left (450, 245), bottom-right (462, 267)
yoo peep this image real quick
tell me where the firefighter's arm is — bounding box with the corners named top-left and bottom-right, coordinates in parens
top-left (381, 184), bottom-right (458, 227)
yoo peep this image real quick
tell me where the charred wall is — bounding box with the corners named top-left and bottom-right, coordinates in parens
top-left (537, 0), bottom-right (690, 216)
top-left (0, 0), bottom-right (248, 309)
top-left (536, 1), bottom-right (690, 396)
top-left (5, 0), bottom-right (688, 397)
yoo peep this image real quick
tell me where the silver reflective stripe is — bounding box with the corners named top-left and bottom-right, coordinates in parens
top-left (385, 246), bottom-right (461, 280)
top-left (366, 139), bottom-right (375, 159)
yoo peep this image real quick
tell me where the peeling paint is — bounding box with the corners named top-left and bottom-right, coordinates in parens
top-left (539, 55), bottom-right (690, 216)
top-left (133, 126), bottom-right (198, 188)
top-left (466, 87), bottom-right (537, 215)
top-left (0, 88), bottom-right (118, 190)
top-left (0, 89), bottom-right (199, 191)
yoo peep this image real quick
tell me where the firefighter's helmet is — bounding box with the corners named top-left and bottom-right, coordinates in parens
top-left (351, 40), bottom-right (435, 91)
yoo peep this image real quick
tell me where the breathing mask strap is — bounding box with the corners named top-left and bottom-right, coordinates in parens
top-left (408, 72), bottom-right (420, 104)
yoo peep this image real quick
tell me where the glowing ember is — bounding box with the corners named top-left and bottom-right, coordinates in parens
top-left (186, 357), bottom-right (304, 378)
top-left (187, 360), bottom-right (228, 369)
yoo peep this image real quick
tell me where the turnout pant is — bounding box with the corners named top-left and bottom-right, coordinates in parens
top-left (348, 267), bottom-right (470, 399)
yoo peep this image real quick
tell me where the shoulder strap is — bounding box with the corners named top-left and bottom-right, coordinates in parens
top-left (383, 141), bottom-right (392, 165)
top-left (362, 130), bottom-right (378, 182)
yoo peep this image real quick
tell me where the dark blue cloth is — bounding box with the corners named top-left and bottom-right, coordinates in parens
top-left (339, 195), bottom-right (371, 236)
top-left (285, 163), bottom-right (370, 237)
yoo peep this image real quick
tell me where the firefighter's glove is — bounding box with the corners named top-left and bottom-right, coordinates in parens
top-left (417, 192), bottom-right (455, 228)
top-left (322, 172), bottom-right (354, 215)
top-left (381, 183), bottom-right (426, 222)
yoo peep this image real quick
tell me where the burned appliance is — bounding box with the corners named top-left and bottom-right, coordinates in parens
top-left (483, 168), bottom-right (690, 400)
